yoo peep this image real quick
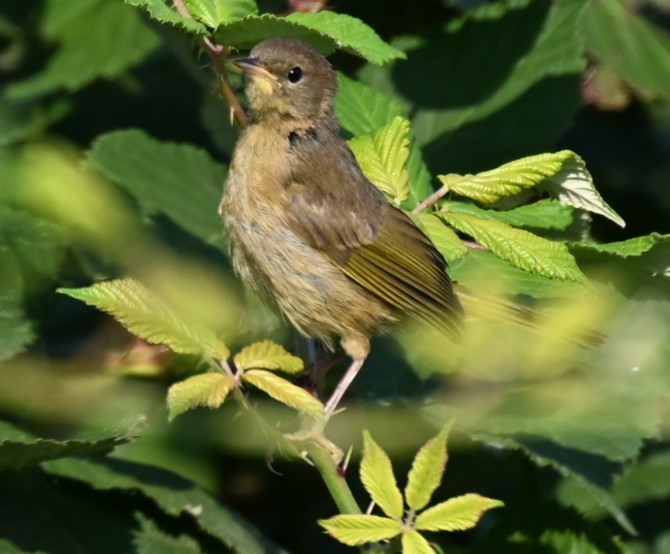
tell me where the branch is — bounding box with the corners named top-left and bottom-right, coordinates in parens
top-left (171, 0), bottom-right (249, 127)
top-left (411, 183), bottom-right (449, 214)
top-left (307, 442), bottom-right (362, 515)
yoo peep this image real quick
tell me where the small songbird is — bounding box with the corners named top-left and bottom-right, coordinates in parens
top-left (220, 37), bottom-right (462, 418)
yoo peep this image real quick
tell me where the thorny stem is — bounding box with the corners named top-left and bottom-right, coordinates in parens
top-left (171, 0), bottom-right (249, 127)
top-left (307, 442), bottom-right (362, 515)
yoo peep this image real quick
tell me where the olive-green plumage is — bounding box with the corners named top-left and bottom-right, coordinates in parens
top-left (220, 38), bottom-right (462, 414)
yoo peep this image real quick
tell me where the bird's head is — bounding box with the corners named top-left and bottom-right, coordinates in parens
top-left (232, 38), bottom-right (338, 124)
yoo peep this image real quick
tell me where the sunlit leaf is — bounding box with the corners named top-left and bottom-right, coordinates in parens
top-left (405, 424), bottom-right (451, 511)
top-left (348, 116), bottom-right (410, 206)
top-left (167, 372), bottom-right (236, 421)
top-left (234, 340), bottom-right (303, 374)
top-left (401, 531), bottom-right (436, 554)
top-left (414, 494), bottom-right (504, 532)
top-left (360, 430), bottom-right (404, 520)
top-left (124, 0), bottom-right (207, 33)
top-left (58, 278), bottom-right (230, 359)
top-left (184, 0), bottom-right (258, 27)
top-left (440, 212), bottom-right (588, 283)
top-left (412, 213), bottom-right (468, 263)
top-left (318, 514), bottom-right (402, 546)
top-left (242, 370), bottom-right (323, 417)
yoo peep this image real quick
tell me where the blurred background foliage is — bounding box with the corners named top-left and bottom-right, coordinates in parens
top-left (1, 0), bottom-right (670, 552)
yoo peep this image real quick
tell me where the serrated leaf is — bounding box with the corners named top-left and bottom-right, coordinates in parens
top-left (405, 424), bottom-right (451, 511)
top-left (8, 0), bottom-right (160, 99)
top-left (185, 0), bottom-right (258, 27)
top-left (58, 278), bottom-right (230, 359)
top-left (242, 370), bottom-right (323, 417)
top-left (538, 153), bottom-right (625, 227)
top-left (440, 151), bottom-right (575, 205)
top-left (412, 213), bottom-right (468, 262)
top-left (318, 515), bottom-right (402, 546)
top-left (414, 494), bottom-right (503, 532)
top-left (213, 12), bottom-right (405, 65)
top-left (167, 372), bottom-right (236, 421)
top-left (360, 431), bottom-right (404, 519)
top-left (124, 0), bottom-right (207, 34)
top-left (440, 212), bottom-right (588, 283)
top-left (571, 233), bottom-right (670, 258)
top-left (233, 340), bottom-right (303, 374)
top-left (401, 531), bottom-right (436, 554)
top-left (86, 130), bottom-right (226, 251)
top-left (441, 199), bottom-right (575, 231)
top-left (348, 116), bottom-right (410, 206)
top-left (335, 75), bottom-right (431, 207)
top-left (0, 417), bottom-right (143, 471)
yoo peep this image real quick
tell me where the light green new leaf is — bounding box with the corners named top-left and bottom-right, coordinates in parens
top-left (124, 0), bottom-right (207, 34)
top-left (440, 212), bottom-right (588, 283)
top-left (405, 424), bottom-right (451, 511)
top-left (401, 531), bottom-right (436, 554)
top-left (242, 370), bottom-right (323, 417)
top-left (8, 0), bottom-right (160, 99)
top-left (440, 151), bottom-right (573, 205)
top-left (414, 494), bottom-right (504, 532)
top-left (184, 0), bottom-right (258, 27)
top-left (58, 278), bottom-right (230, 359)
top-left (348, 116), bottom-right (410, 206)
top-left (234, 340), bottom-right (304, 374)
top-left (214, 12), bottom-right (405, 65)
top-left (167, 372), bottom-right (236, 421)
top-left (318, 515), bottom-right (402, 546)
top-left (538, 153), bottom-right (625, 227)
top-left (570, 233), bottom-right (670, 258)
top-left (361, 431), bottom-right (404, 520)
top-left (412, 213), bottom-right (468, 263)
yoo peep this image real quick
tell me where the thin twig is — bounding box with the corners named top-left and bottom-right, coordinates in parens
top-left (411, 184), bottom-right (449, 214)
top-left (171, 0), bottom-right (249, 127)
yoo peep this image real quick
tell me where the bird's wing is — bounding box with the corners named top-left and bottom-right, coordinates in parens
top-left (284, 137), bottom-right (462, 336)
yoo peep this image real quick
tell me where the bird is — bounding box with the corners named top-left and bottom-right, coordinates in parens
top-left (219, 37), bottom-right (463, 419)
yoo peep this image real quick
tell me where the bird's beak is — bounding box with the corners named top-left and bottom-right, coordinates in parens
top-left (232, 57), bottom-right (278, 82)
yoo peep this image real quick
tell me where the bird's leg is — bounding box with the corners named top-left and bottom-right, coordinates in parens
top-left (324, 357), bottom-right (366, 420)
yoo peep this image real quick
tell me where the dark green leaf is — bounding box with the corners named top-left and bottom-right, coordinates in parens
top-left (86, 130), bottom-right (227, 252)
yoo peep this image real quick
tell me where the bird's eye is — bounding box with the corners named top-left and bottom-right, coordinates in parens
top-left (287, 67), bottom-right (303, 83)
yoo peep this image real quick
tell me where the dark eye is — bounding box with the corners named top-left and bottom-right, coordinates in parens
top-left (287, 67), bottom-right (303, 83)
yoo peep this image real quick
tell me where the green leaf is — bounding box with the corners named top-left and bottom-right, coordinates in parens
top-left (441, 199), bottom-right (575, 231)
top-left (348, 116), bottom-right (411, 206)
top-left (359, 0), bottom-right (586, 173)
top-left (405, 424), bottom-right (451, 511)
top-left (167, 372), bottom-right (236, 421)
top-left (7, 0), bottom-right (160, 99)
top-left (0, 417), bottom-right (143, 472)
top-left (213, 12), bottom-right (405, 65)
top-left (124, 0), bottom-right (207, 34)
top-left (43, 456), bottom-right (287, 553)
top-left (537, 153), bottom-right (625, 228)
top-left (58, 278), bottom-right (230, 359)
top-left (439, 152), bottom-right (570, 204)
top-left (233, 340), bottom-right (304, 374)
top-left (571, 233), bottom-right (670, 258)
top-left (401, 531), bottom-right (437, 554)
top-left (184, 0), bottom-right (258, 27)
top-left (86, 130), bottom-right (227, 251)
top-left (360, 430), bottom-right (404, 520)
top-left (414, 494), bottom-right (503, 532)
top-left (412, 213), bottom-right (468, 263)
top-left (318, 514), bottom-right (402, 546)
top-left (242, 370), bottom-right (323, 417)
top-left (440, 212), bottom-right (588, 283)
top-left (584, 0), bottom-right (670, 102)
top-left (335, 75), bottom-right (431, 207)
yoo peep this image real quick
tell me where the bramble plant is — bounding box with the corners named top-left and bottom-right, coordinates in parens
top-left (2, 0), bottom-right (670, 552)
